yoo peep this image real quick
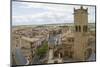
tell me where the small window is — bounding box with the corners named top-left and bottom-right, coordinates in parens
top-left (68, 38), bottom-right (74, 42)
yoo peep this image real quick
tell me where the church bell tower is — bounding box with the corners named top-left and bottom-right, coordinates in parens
top-left (73, 6), bottom-right (88, 61)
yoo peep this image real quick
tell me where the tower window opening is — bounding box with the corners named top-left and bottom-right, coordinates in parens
top-left (79, 26), bottom-right (81, 32)
top-left (75, 26), bottom-right (78, 32)
top-left (83, 25), bottom-right (88, 32)
top-left (75, 25), bottom-right (81, 32)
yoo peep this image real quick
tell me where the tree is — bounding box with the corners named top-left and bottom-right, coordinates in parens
top-left (36, 41), bottom-right (48, 58)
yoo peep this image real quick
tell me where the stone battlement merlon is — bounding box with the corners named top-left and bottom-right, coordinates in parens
top-left (74, 6), bottom-right (88, 14)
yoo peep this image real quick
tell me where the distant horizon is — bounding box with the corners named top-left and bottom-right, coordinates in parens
top-left (12, 22), bottom-right (95, 26)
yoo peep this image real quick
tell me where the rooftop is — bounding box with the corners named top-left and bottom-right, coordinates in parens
top-left (21, 36), bottom-right (39, 42)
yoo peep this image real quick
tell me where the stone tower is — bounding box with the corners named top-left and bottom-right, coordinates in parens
top-left (73, 6), bottom-right (88, 61)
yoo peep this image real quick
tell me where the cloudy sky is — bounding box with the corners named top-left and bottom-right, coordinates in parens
top-left (12, 1), bottom-right (95, 26)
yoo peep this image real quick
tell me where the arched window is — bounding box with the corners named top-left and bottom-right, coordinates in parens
top-left (75, 26), bottom-right (78, 32)
top-left (83, 25), bottom-right (88, 32)
top-left (75, 25), bottom-right (81, 32)
top-left (79, 26), bottom-right (81, 32)
top-left (85, 48), bottom-right (92, 59)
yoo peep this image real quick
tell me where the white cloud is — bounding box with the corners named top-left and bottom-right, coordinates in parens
top-left (12, 1), bottom-right (95, 25)
top-left (20, 2), bottom-right (78, 12)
